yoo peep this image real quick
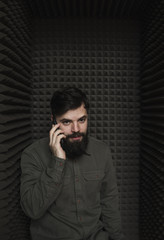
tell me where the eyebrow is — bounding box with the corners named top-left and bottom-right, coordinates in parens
top-left (60, 115), bottom-right (87, 123)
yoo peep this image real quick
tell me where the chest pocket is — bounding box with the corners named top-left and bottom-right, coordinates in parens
top-left (83, 171), bottom-right (104, 181)
top-left (82, 171), bottom-right (104, 207)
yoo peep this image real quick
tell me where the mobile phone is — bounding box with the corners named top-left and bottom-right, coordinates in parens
top-left (52, 117), bottom-right (64, 148)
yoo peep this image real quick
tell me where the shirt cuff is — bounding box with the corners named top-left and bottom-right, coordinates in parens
top-left (51, 155), bottom-right (66, 172)
top-left (45, 155), bottom-right (66, 184)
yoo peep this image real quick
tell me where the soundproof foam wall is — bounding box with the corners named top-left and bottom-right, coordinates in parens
top-left (0, 0), bottom-right (163, 240)
top-left (31, 18), bottom-right (140, 240)
top-left (140, 0), bottom-right (164, 239)
top-left (0, 0), bottom-right (32, 239)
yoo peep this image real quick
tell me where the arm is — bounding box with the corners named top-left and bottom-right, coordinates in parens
top-left (100, 148), bottom-right (124, 240)
top-left (20, 150), bottom-right (66, 220)
top-left (20, 123), bottom-right (66, 220)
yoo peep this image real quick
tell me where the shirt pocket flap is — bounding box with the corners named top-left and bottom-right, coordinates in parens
top-left (83, 171), bottom-right (104, 181)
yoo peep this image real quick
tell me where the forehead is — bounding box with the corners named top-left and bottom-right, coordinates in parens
top-left (58, 104), bottom-right (87, 120)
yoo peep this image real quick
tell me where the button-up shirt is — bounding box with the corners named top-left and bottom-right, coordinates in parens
top-left (20, 136), bottom-right (123, 240)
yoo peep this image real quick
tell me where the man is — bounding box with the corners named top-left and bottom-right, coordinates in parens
top-left (20, 87), bottom-right (124, 240)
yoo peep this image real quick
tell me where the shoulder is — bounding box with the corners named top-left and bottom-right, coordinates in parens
top-left (21, 137), bottom-right (51, 166)
top-left (88, 136), bottom-right (113, 169)
top-left (23, 137), bottom-right (49, 154)
top-left (88, 136), bottom-right (110, 152)
top-left (88, 136), bottom-right (112, 160)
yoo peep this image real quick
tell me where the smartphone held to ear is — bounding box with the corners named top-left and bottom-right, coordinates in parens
top-left (52, 118), bottom-right (58, 126)
top-left (52, 118), bottom-right (64, 148)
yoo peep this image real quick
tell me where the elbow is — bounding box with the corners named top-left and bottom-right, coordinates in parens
top-left (20, 198), bottom-right (45, 220)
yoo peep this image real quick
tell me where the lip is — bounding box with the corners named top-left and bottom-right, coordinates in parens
top-left (71, 136), bottom-right (82, 141)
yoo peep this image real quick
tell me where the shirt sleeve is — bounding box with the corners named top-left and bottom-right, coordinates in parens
top-left (100, 147), bottom-right (124, 240)
top-left (20, 149), bottom-right (66, 220)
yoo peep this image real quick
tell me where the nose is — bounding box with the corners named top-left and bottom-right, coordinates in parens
top-left (71, 122), bottom-right (80, 133)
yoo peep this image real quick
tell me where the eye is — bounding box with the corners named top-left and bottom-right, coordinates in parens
top-left (79, 117), bottom-right (86, 123)
top-left (62, 120), bottom-right (71, 126)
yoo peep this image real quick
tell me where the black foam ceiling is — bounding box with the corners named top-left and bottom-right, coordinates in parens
top-left (27, 0), bottom-right (150, 18)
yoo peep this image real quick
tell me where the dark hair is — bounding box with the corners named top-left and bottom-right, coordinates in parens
top-left (50, 87), bottom-right (89, 117)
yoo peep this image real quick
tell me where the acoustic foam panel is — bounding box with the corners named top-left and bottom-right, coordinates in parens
top-left (27, 0), bottom-right (147, 19)
top-left (1, 1), bottom-right (163, 240)
top-left (140, 0), bottom-right (164, 239)
top-left (31, 18), bottom-right (140, 240)
top-left (0, 0), bottom-right (32, 239)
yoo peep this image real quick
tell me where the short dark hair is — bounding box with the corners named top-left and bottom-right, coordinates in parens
top-left (50, 87), bottom-right (89, 117)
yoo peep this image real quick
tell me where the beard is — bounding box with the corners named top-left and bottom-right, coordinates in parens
top-left (61, 131), bottom-right (88, 159)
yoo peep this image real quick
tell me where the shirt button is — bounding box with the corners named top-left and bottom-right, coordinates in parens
top-left (76, 178), bottom-right (79, 182)
top-left (60, 162), bottom-right (63, 166)
top-left (77, 199), bottom-right (80, 203)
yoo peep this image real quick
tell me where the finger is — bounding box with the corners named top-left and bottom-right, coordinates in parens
top-left (51, 123), bottom-right (60, 131)
top-left (52, 129), bottom-right (65, 145)
top-left (56, 134), bottom-right (66, 147)
top-left (49, 124), bottom-right (60, 144)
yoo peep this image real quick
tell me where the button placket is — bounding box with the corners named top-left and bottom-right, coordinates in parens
top-left (73, 161), bottom-right (83, 223)
top-left (76, 177), bottom-right (79, 182)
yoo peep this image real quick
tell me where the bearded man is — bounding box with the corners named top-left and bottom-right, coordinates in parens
top-left (20, 87), bottom-right (124, 240)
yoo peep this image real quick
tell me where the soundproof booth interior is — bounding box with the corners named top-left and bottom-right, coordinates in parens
top-left (0, 0), bottom-right (163, 239)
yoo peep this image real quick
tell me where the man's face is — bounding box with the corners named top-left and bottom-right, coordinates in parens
top-left (55, 104), bottom-right (88, 158)
top-left (56, 103), bottom-right (88, 142)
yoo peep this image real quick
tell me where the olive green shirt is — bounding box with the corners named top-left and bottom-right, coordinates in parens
top-left (20, 136), bottom-right (123, 240)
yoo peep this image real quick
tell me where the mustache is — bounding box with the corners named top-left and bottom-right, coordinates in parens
top-left (67, 132), bottom-right (85, 139)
